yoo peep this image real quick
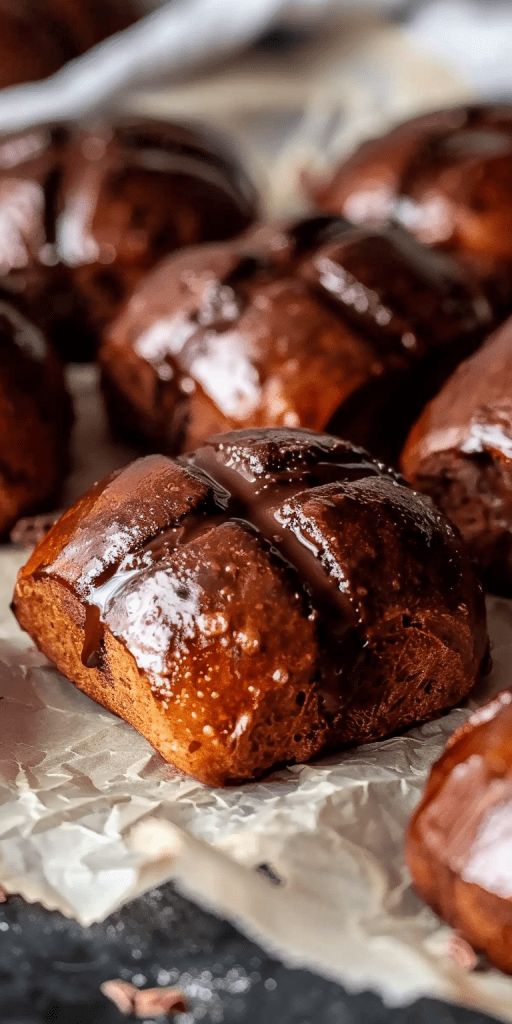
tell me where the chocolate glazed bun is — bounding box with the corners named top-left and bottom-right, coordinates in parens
top-left (403, 316), bottom-right (512, 595)
top-left (0, 298), bottom-right (72, 536)
top-left (0, 0), bottom-right (139, 89)
top-left (407, 690), bottom-right (512, 974)
top-left (0, 120), bottom-right (258, 360)
top-left (100, 216), bottom-right (491, 463)
top-left (313, 104), bottom-right (512, 314)
top-left (13, 428), bottom-right (488, 785)
top-left (0, 126), bottom-right (75, 356)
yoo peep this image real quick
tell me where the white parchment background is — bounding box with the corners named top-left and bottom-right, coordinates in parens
top-left (2, 5), bottom-right (512, 1020)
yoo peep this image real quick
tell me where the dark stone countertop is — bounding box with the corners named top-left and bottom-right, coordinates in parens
top-left (0, 882), bottom-right (499, 1024)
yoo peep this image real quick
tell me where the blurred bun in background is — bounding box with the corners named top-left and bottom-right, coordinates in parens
top-left (0, 119), bottom-right (258, 361)
top-left (0, 0), bottom-right (70, 89)
top-left (312, 104), bottom-right (512, 318)
top-left (0, 0), bottom-right (142, 91)
top-left (100, 216), bottom-right (490, 461)
top-left (0, 297), bottom-right (71, 535)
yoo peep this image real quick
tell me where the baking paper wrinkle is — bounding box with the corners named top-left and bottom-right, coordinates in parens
top-left (0, 27), bottom-right (509, 1014)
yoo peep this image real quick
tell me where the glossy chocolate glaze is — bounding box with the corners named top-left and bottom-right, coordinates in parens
top-left (22, 429), bottom-right (487, 761)
top-left (101, 215), bottom-right (490, 461)
top-left (56, 119), bottom-right (258, 352)
top-left (184, 433), bottom-right (391, 711)
top-left (403, 315), bottom-right (512, 594)
top-left (307, 224), bottom-right (490, 354)
top-left (0, 120), bottom-right (258, 360)
top-left (313, 104), bottom-right (512, 314)
top-left (408, 690), bottom-right (512, 973)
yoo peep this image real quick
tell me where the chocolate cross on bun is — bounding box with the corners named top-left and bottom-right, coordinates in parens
top-left (13, 428), bottom-right (488, 785)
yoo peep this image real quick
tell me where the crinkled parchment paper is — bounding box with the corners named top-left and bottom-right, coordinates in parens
top-left (2, 17), bottom-right (510, 1021)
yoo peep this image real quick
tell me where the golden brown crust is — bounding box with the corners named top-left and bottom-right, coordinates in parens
top-left (13, 428), bottom-right (488, 785)
top-left (407, 691), bottom-right (512, 973)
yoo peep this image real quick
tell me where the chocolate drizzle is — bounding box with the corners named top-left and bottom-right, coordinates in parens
top-left (51, 433), bottom-right (390, 697)
top-left (185, 439), bottom-right (381, 714)
top-left (307, 225), bottom-right (491, 356)
top-left (185, 435), bottom-right (380, 629)
top-left (82, 605), bottom-right (103, 668)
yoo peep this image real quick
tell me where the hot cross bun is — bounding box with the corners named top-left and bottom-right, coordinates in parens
top-left (13, 428), bottom-right (488, 785)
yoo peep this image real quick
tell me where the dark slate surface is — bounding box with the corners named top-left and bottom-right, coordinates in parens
top-left (0, 883), bottom-right (499, 1023)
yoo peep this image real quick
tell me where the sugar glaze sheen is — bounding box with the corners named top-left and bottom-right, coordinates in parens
top-left (13, 428), bottom-right (488, 785)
